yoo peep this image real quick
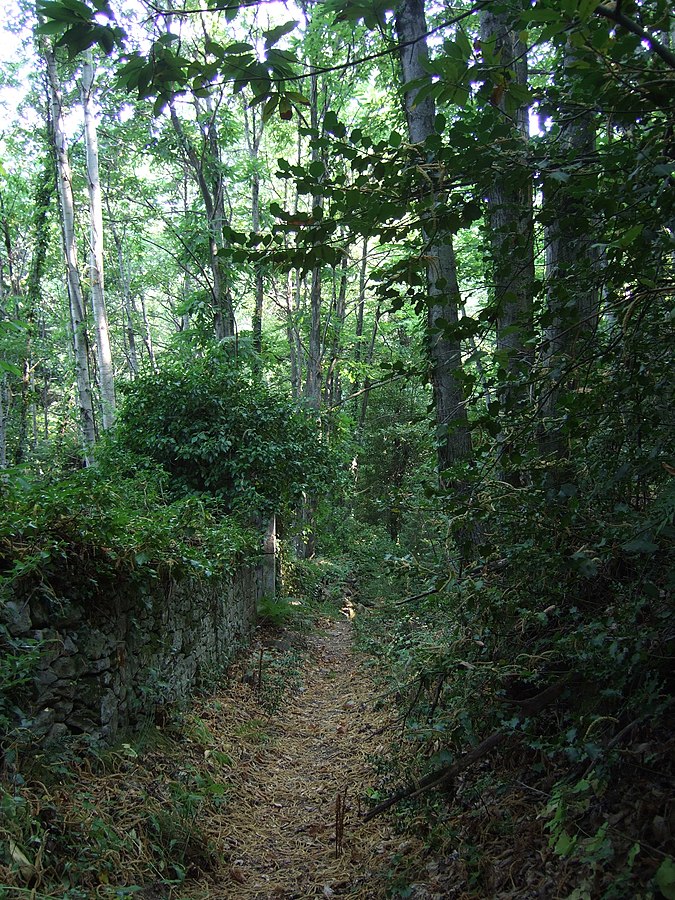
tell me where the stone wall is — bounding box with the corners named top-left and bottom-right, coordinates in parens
top-left (1, 566), bottom-right (262, 744)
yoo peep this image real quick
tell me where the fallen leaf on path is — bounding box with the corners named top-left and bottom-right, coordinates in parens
top-left (229, 867), bottom-right (247, 884)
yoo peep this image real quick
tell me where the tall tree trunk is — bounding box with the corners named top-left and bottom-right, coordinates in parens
top-left (107, 199), bottom-right (139, 377)
top-left (540, 47), bottom-right (598, 463)
top-left (481, 4), bottom-right (534, 401)
top-left (481, 2), bottom-right (534, 483)
top-left (0, 372), bottom-right (7, 469)
top-left (244, 102), bottom-right (265, 365)
top-left (139, 293), bottom-right (157, 370)
top-left (1, 192), bottom-right (30, 463)
top-left (286, 271), bottom-right (301, 398)
top-left (45, 45), bottom-right (96, 462)
top-left (352, 237), bottom-right (368, 416)
top-left (169, 102), bottom-right (235, 341)
top-left (358, 304), bottom-right (382, 431)
top-left (0, 273), bottom-right (8, 468)
top-left (304, 71), bottom-right (323, 411)
top-left (395, 0), bottom-right (471, 481)
top-left (81, 54), bottom-right (115, 429)
top-left (324, 252), bottom-right (348, 410)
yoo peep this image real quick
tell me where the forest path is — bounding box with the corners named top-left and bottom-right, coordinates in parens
top-left (184, 616), bottom-right (428, 899)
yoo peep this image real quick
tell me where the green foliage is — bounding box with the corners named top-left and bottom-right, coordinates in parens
top-left (0, 628), bottom-right (41, 738)
top-left (113, 350), bottom-right (339, 517)
top-left (0, 463), bottom-right (257, 605)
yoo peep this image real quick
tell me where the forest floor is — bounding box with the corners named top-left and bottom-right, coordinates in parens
top-left (178, 614), bottom-right (433, 900)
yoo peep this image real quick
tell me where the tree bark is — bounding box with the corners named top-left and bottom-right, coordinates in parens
top-left (395, 0), bottom-right (471, 481)
top-left (45, 45), bottom-right (96, 462)
top-left (304, 71), bottom-right (323, 410)
top-left (540, 46), bottom-right (598, 463)
top-left (81, 54), bottom-right (115, 429)
top-left (481, 3), bottom-right (534, 408)
top-left (169, 101), bottom-right (235, 341)
top-left (244, 101), bottom-right (265, 365)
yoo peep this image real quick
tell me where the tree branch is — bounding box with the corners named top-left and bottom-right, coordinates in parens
top-left (595, 4), bottom-right (675, 70)
top-left (363, 675), bottom-right (572, 822)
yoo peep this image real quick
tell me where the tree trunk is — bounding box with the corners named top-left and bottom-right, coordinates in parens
top-left (107, 199), bottom-right (139, 377)
top-left (540, 47), bottom-right (598, 463)
top-left (395, 0), bottom-right (471, 481)
top-left (45, 45), bottom-right (96, 462)
top-left (481, 2), bottom-right (534, 483)
top-left (81, 54), bottom-right (115, 429)
top-left (481, 3), bottom-right (534, 408)
top-left (0, 372), bottom-right (7, 468)
top-left (244, 101), bottom-right (265, 365)
top-left (304, 72), bottom-right (323, 410)
top-left (169, 102), bottom-right (235, 341)
top-left (324, 252), bottom-right (348, 410)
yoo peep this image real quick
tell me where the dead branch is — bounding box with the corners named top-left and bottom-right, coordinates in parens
top-left (362, 675), bottom-right (571, 822)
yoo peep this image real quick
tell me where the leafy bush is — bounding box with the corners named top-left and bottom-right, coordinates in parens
top-left (113, 351), bottom-right (339, 516)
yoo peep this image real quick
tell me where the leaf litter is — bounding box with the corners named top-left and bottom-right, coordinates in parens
top-left (180, 616), bottom-right (429, 898)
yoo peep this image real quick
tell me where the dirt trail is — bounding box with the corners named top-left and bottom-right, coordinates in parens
top-left (185, 617), bottom-right (427, 899)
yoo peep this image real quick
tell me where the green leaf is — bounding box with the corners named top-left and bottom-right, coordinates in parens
top-left (262, 95), bottom-right (279, 124)
top-left (263, 20), bottom-right (298, 49)
top-left (576, 0), bottom-right (598, 21)
top-left (621, 535), bottom-right (658, 554)
top-left (656, 858), bottom-right (675, 900)
top-left (616, 224), bottom-right (643, 248)
top-left (223, 42), bottom-right (253, 54)
top-left (553, 829), bottom-right (577, 857)
top-left (0, 360), bottom-right (22, 377)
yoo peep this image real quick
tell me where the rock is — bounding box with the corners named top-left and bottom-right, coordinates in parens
top-left (1, 599), bottom-right (32, 635)
top-left (51, 655), bottom-right (79, 679)
top-left (66, 711), bottom-right (98, 733)
top-left (52, 698), bottom-right (74, 720)
top-left (31, 707), bottom-right (56, 737)
top-left (86, 657), bottom-right (112, 674)
top-left (84, 630), bottom-right (114, 659)
top-left (46, 723), bottom-right (70, 743)
top-left (34, 667), bottom-right (59, 690)
top-left (100, 690), bottom-right (118, 727)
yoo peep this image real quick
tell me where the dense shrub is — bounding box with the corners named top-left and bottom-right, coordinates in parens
top-left (113, 351), bottom-right (339, 517)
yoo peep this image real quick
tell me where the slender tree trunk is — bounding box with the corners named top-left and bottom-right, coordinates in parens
top-left (0, 372), bottom-right (7, 468)
top-left (45, 45), bottom-right (96, 462)
top-left (481, 3), bottom-right (534, 404)
top-left (540, 46), bottom-right (598, 463)
top-left (481, 3), bottom-right (534, 484)
top-left (304, 71), bottom-right (323, 410)
top-left (139, 293), bottom-right (157, 370)
top-left (358, 304), bottom-right (382, 431)
top-left (1, 194), bottom-right (30, 463)
top-left (107, 200), bottom-right (139, 377)
top-left (286, 271), bottom-right (301, 398)
top-left (169, 103), bottom-right (235, 341)
top-left (324, 252), bottom-right (348, 410)
top-left (0, 274), bottom-right (8, 467)
top-left (395, 0), bottom-right (471, 481)
top-left (244, 102), bottom-right (265, 364)
top-left (81, 54), bottom-right (115, 428)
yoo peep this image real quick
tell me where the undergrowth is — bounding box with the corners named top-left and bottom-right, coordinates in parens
top-left (0, 717), bottom-right (229, 896)
top-left (351, 475), bottom-right (674, 898)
